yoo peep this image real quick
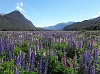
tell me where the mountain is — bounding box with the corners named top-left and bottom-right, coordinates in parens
top-left (63, 16), bottom-right (100, 31)
top-left (0, 10), bottom-right (36, 31)
top-left (43, 22), bottom-right (75, 30)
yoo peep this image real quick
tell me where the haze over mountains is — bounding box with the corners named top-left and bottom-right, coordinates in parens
top-left (43, 22), bottom-right (75, 30)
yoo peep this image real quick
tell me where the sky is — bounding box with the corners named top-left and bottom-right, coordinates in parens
top-left (0, 0), bottom-right (100, 27)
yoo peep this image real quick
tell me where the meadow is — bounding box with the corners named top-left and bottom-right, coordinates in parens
top-left (0, 31), bottom-right (100, 74)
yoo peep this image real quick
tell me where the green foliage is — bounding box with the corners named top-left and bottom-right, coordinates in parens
top-left (97, 68), bottom-right (100, 74)
top-left (53, 42), bottom-right (67, 51)
top-left (66, 47), bottom-right (76, 59)
top-left (63, 67), bottom-right (74, 74)
top-left (48, 56), bottom-right (63, 74)
top-left (21, 41), bottom-right (30, 53)
top-left (0, 60), bottom-right (15, 74)
top-left (14, 46), bottom-right (22, 56)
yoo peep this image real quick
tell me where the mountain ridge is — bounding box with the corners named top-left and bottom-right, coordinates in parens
top-left (0, 10), bottom-right (37, 31)
top-left (63, 16), bottom-right (100, 31)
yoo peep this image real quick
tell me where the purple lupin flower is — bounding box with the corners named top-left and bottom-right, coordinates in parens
top-left (34, 39), bottom-right (39, 50)
top-left (50, 37), bottom-right (54, 46)
top-left (30, 51), bottom-right (35, 71)
top-left (39, 42), bottom-right (42, 51)
top-left (14, 67), bottom-right (20, 74)
top-left (90, 66), bottom-right (96, 74)
top-left (20, 51), bottom-right (25, 62)
top-left (0, 40), bottom-right (3, 55)
top-left (17, 55), bottom-right (21, 66)
top-left (82, 50), bottom-right (91, 66)
top-left (93, 49), bottom-right (98, 63)
top-left (8, 49), bottom-right (12, 60)
top-left (15, 54), bottom-right (22, 66)
top-left (86, 44), bottom-right (93, 50)
top-left (9, 43), bottom-right (14, 59)
top-left (46, 41), bottom-right (48, 49)
top-left (28, 48), bottom-right (32, 63)
top-left (25, 63), bottom-right (29, 72)
top-left (21, 60), bottom-right (25, 70)
top-left (79, 40), bottom-right (83, 49)
top-left (4, 41), bottom-right (9, 52)
top-left (44, 58), bottom-right (48, 74)
top-left (29, 42), bottom-right (32, 48)
top-left (75, 41), bottom-right (79, 49)
top-left (81, 53), bottom-right (85, 65)
top-left (37, 53), bottom-right (43, 74)
top-left (83, 63), bottom-right (88, 74)
top-left (85, 51), bottom-right (91, 66)
top-left (14, 51), bottom-right (25, 67)
top-left (20, 52), bottom-right (25, 69)
top-left (9, 43), bottom-right (14, 51)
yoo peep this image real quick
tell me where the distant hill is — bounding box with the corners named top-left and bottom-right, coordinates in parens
top-left (63, 16), bottom-right (100, 31)
top-left (0, 10), bottom-right (36, 31)
top-left (43, 22), bottom-right (75, 30)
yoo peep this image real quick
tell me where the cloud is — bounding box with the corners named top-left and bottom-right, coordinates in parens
top-left (15, 2), bottom-right (30, 19)
top-left (98, 12), bottom-right (100, 14)
top-left (16, 6), bottom-right (24, 11)
top-left (93, 15), bottom-right (99, 18)
top-left (17, 2), bottom-right (23, 7)
top-left (92, 12), bottom-right (100, 18)
top-left (92, 13), bottom-right (95, 15)
top-left (16, 2), bottom-right (24, 12)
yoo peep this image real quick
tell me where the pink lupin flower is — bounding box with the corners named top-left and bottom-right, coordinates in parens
top-left (69, 58), bottom-right (73, 69)
top-left (61, 52), bottom-right (66, 68)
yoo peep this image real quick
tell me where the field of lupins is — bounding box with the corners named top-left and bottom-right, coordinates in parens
top-left (0, 31), bottom-right (100, 74)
